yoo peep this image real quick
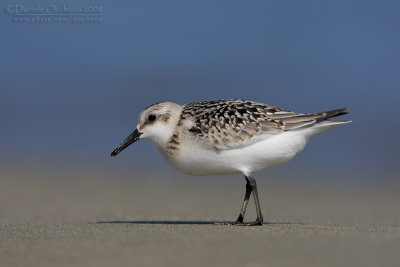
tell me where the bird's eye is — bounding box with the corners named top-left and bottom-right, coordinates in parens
top-left (148, 114), bottom-right (156, 122)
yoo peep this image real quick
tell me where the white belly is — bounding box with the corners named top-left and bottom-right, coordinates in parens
top-left (160, 130), bottom-right (310, 176)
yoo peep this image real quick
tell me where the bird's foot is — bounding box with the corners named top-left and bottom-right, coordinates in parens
top-left (233, 216), bottom-right (263, 226)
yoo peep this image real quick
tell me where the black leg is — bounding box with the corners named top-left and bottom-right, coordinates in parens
top-left (234, 175), bottom-right (264, 226)
top-left (235, 180), bottom-right (252, 223)
top-left (248, 176), bottom-right (264, 225)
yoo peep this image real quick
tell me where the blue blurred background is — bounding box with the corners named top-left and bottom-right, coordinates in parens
top-left (1, 0), bottom-right (399, 180)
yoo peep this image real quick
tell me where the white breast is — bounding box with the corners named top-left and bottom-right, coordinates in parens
top-left (155, 120), bottom-right (347, 176)
top-left (159, 130), bottom-right (311, 176)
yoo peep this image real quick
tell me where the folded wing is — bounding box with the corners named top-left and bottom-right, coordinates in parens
top-left (181, 99), bottom-right (348, 150)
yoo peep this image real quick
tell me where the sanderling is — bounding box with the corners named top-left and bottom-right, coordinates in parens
top-left (111, 99), bottom-right (350, 226)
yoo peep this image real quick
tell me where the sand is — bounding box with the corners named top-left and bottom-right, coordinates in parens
top-left (1, 170), bottom-right (399, 266)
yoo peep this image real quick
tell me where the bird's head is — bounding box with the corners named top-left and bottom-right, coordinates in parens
top-left (111, 102), bottom-right (182, 157)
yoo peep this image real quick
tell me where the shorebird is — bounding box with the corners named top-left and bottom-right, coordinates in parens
top-left (111, 99), bottom-right (350, 226)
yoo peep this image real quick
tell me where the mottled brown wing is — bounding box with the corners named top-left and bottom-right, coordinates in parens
top-left (181, 99), bottom-right (345, 150)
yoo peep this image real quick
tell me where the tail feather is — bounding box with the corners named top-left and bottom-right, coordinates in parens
top-left (317, 108), bottom-right (349, 121)
top-left (305, 108), bottom-right (351, 136)
top-left (281, 107), bottom-right (350, 131)
top-left (308, 107), bottom-right (350, 133)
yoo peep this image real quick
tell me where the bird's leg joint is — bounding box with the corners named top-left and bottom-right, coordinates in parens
top-left (245, 175), bottom-right (257, 189)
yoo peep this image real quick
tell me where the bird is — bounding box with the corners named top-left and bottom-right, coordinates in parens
top-left (111, 99), bottom-right (350, 226)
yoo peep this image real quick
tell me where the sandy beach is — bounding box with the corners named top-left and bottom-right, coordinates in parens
top-left (3, 0), bottom-right (400, 265)
top-left (1, 169), bottom-right (399, 266)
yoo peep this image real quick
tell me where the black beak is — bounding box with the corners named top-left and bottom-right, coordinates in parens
top-left (111, 128), bottom-right (142, 157)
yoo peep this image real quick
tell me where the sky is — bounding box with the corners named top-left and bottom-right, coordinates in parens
top-left (1, 0), bottom-right (400, 179)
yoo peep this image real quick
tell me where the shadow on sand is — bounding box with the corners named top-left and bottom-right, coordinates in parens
top-left (96, 220), bottom-right (295, 225)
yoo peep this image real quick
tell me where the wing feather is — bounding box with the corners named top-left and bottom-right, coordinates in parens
top-left (180, 100), bottom-right (347, 150)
